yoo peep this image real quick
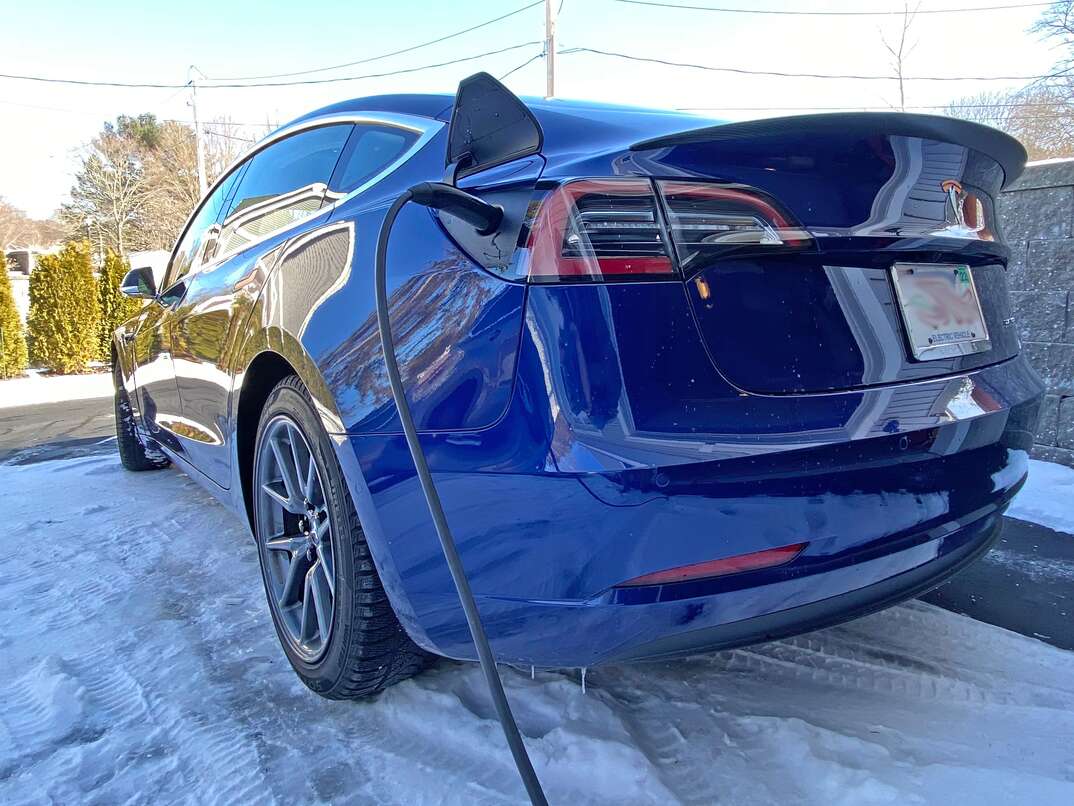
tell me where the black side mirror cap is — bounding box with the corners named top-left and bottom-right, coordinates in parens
top-left (120, 266), bottom-right (158, 300)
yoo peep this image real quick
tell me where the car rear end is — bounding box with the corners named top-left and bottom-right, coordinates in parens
top-left (365, 108), bottom-right (1044, 666)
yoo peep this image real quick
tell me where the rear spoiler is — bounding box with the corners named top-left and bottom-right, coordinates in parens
top-left (630, 112), bottom-right (1028, 188)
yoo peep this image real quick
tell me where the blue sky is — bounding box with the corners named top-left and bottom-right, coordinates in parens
top-left (0, 0), bottom-right (1058, 218)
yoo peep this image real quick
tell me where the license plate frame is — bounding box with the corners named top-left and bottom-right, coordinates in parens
top-left (890, 262), bottom-right (991, 361)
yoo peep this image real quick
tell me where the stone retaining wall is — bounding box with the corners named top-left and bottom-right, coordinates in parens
top-left (999, 160), bottom-right (1074, 467)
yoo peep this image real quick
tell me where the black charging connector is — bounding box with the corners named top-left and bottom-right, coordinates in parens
top-left (408, 181), bottom-right (504, 235)
top-left (374, 184), bottom-right (548, 806)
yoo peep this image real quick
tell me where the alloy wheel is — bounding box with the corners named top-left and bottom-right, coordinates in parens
top-left (255, 415), bottom-right (336, 662)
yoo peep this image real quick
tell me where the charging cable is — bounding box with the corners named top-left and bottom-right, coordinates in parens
top-left (374, 184), bottom-right (548, 806)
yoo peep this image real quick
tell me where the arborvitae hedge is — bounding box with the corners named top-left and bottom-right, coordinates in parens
top-left (28, 241), bottom-right (101, 374)
top-left (97, 249), bottom-right (140, 359)
top-left (0, 258), bottom-right (29, 378)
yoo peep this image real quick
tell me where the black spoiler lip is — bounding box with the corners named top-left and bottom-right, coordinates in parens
top-left (630, 111), bottom-right (1028, 188)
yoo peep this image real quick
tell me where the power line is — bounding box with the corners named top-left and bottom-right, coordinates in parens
top-left (499, 51), bottom-right (546, 81)
top-left (211, 1), bottom-right (543, 81)
top-left (678, 101), bottom-right (1074, 111)
top-left (198, 129), bottom-right (256, 143)
top-left (0, 72), bottom-right (187, 89)
top-left (560, 46), bottom-right (1070, 81)
top-left (215, 41), bottom-right (544, 87)
top-left (614, 0), bottom-right (1050, 16)
top-left (0, 42), bottom-right (542, 90)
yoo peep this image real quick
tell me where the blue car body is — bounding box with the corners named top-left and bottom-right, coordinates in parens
top-left (115, 93), bottom-right (1043, 667)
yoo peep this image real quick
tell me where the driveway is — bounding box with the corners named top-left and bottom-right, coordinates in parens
top-left (0, 396), bottom-right (115, 464)
top-left (1, 452), bottom-right (1071, 804)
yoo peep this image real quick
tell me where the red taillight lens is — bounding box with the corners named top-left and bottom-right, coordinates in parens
top-left (520, 178), bottom-right (808, 283)
top-left (615, 542), bottom-right (807, 588)
top-left (525, 178), bottom-right (675, 283)
top-left (656, 180), bottom-right (810, 272)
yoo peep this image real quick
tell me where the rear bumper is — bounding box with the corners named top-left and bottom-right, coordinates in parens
top-left (611, 506), bottom-right (1004, 663)
top-left (396, 488), bottom-right (1011, 667)
top-left (335, 352), bottom-right (1043, 667)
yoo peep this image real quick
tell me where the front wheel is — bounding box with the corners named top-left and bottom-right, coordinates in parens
top-left (253, 375), bottom-right (429, 699)
top-left (113, 362), bottom-right (169, 471)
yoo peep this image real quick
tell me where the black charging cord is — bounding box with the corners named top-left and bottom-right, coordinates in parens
top-left (374, 186), bottom-right (549, 806)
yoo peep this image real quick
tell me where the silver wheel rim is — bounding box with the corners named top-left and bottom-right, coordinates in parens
top-left (255, 415), bottom-right (336, 662)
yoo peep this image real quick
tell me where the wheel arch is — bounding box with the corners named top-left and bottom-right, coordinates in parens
top-left (232, 335), bottom-right (345, 530)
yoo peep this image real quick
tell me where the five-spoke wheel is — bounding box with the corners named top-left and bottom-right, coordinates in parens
top-left (255, 414), bottom-right (336, 662)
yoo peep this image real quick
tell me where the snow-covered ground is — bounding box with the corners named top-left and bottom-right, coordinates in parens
top-left (1008, 458), bottom-right (1074, 535)
top-left (0, 368), bottom-right (112, 409)
top-left (1, 454), bottom-right (1073, 805)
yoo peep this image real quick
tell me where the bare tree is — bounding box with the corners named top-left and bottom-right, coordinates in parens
top-left (1032, 1), bottom-right (1074, 69)
top-left (0, 200), bottom-right (33, 250)
top-left (60, 114), bottom-right (280, 256)
top-left (202, 117), bottom-right (276, 182)
top-left (945, 89), bottom-right (1017, 130)
top-left (1, 199), bottom-right (64, 251)
top-left (945, 83), bottom-right (1074, 159)
top-left (881, 2), bottom-right (921, 111)
top-left (142, 121), bottom-right (201, 249)
top-left (61, 132), bottom-right (153, 254)
top-left (204, 119), bottom-right (254, 183)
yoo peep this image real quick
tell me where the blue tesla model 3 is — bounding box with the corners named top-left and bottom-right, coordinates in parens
top-left (112, 75), bottom-right (1043, 698)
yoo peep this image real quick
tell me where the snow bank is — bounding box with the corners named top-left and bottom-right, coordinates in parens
top-left (0, 368), bottom-right (112, 409)
top-left (1008, 458), bottom-right (1074, 535)
top-left (1, 454), bottom-right (1073, 804)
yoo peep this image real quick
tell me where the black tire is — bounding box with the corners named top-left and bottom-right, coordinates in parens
top-left (253, 375), bottom-right (429, 699)
top-left (113, 362), bottom-right (170, 471)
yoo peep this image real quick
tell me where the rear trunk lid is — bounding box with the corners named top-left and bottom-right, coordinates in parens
top-left (631, 113), bottom-right (1026, 395)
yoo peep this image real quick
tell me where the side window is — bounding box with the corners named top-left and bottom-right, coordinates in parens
top-left (163, 163), bottom-right (247, 293)
top-left (216, 124), bottom-right (352, 256)
top-left (328, 124), bottom-right (420, 196)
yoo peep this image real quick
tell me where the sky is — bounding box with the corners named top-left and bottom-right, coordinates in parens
top-left (0, 0), bottom-right (1061, 219)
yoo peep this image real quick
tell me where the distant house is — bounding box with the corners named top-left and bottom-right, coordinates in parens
top-left (4, 249), bottom-right (39, 323)
top-left (6, 248), bottom-right (38, 276)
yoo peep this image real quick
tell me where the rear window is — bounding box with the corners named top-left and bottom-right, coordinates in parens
top-left (213, 124), bottom-right (352, 256)
top-left (330, 124), bottom-right (419, 194)
top-left (226, 124), bottom-right (351, 218)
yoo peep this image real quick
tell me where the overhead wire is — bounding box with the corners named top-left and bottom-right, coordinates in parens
top-left (558, 46), bottom-right (1071, 82)
top-left (613, 0), bottom-right (1051, 15)
top-left (211, 1), bottom-right (543, 81)
top-left (498, 51), bottom-right (546, 81)
top-left (0, 42), bottom-right (543, 90)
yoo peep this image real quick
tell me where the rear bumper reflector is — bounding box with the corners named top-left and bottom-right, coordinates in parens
top-left (615, 542), bottom-right (808, 588)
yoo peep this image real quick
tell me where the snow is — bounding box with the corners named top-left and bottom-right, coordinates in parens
top-left (1025, 157), bottom-right (1074, 167)
top-left (1007, 458), bottom-right (1074, 535)
top-left (2, 454), bottom-right (1074, 804)
top-left (0, 368), bottom-right (112, 409)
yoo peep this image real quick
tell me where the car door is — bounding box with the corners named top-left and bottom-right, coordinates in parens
top-left (132, 166), bottom-right (246, 455)
top-left (169, 123), bottom-right (354, 487)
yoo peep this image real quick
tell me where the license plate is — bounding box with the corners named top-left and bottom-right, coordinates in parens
top-left (890, 263), bottom-right (991, 361)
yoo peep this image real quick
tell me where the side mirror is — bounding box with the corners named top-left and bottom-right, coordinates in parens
top-left (120, 266), bottom-right (158, 300)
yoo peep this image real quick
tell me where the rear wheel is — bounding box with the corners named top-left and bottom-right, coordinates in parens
top-left (253, 375), bottom-right (429, 698)
top-left (113, 362), bottom-right (169, 471)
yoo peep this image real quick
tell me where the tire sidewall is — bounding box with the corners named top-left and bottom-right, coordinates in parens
top-left (253, 381), bottom-right (356, 693)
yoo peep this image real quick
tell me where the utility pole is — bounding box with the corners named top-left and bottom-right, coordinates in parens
top-left (189, 66), bottom-right (208, 198)
top-left (544, 0), bottom-right (556, 98)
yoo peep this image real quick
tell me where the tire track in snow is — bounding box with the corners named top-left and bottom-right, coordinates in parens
top-left (0, 660), bottom-right (85, 771)
top-left (3, 455), bottom-right (1074, 805)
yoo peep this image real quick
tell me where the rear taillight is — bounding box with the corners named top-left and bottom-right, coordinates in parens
top-left (520, 178), bottom-right (807, 283)
top-left (526, 179), bottom-right (674, 282)
top-left (656, 180), bottom-right (810, 272)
